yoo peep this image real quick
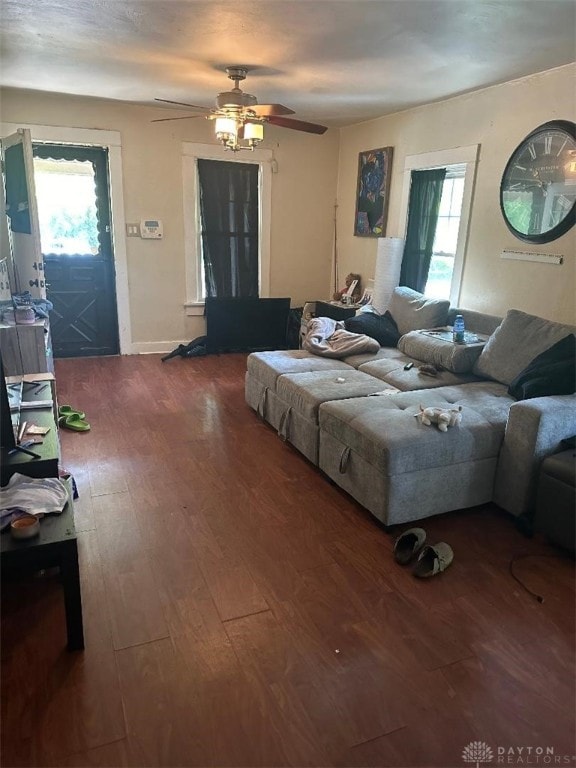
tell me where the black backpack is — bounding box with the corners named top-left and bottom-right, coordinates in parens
top-left (161, 336), bottom-right (208, 362)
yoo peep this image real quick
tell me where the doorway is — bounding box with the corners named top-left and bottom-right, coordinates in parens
top-left (32, 144), bottom-right (119, 358)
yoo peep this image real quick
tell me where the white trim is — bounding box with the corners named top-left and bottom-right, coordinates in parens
top-left (107, 145), bottom-right (131, 351)
top-left (182, 141), bottom-right (272, 312)
top-left (1, 121), bottom-right (132, 354)
top-left (401, 145), bottom-right (479, 171)
top-left (1, 122), bottom-right (121, 147)
top-left (501, 249), bottom-right (563, 265)
top-left (398, 144), bottom-right (479, 306)
top-left (183, 302), bottom-right (206, 316)
top-left (131, 340), bottom-right (187, 355)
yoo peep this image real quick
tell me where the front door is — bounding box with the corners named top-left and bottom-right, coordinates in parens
top-left (32, 144), bottom-right (119, 358)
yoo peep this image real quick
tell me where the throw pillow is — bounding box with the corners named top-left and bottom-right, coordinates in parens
top-left (473, 309), bottom-right (576, 385)
top-left (388, 286), bottom-right (450, 335)
top-left (398, 331), bottom-right (485, 373)
top-left (507, 334), bottom-right (576, 400)
top-left (344, 310), bottom-right (400, 347)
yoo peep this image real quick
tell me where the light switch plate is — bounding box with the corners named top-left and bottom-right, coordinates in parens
top-left (126, 223), bottom-right (140, 237)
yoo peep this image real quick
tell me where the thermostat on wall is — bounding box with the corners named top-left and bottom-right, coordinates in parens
top-left (140, 219), bottom-right (163, 239)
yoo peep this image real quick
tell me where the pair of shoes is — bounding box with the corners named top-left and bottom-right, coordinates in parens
top-left (59, 405), bottom-right (86, 420)
top-left (58, 414), bottom-right (91, 432)
top-left (58, 406), bottom-right (90, 432)
top-left (393, 527), bottom-right (453, 577)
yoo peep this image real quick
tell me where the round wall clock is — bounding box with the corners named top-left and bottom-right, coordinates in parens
top-left (500, 119), bottom-right (576, 244)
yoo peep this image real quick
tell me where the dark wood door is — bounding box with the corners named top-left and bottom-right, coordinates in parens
top-left (33, 144), bottom-right (119, 358)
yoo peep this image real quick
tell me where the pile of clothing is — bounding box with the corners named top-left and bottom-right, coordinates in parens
top-left (0, 473), bottom-right (68, 531)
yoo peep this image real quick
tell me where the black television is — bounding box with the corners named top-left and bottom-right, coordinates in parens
top-left (0, 354), bottom-right (41, 467)
top-left (0, 355), bottom-right (17, 453)
top-left (205, 297), bottom-right (291, 354)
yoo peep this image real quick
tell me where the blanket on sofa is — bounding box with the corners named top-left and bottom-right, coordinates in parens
top-left (303, 317), bottom-right (380, 358)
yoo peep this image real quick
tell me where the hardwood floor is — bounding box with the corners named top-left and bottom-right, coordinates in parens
top-left (2, 353), bottom-right (575, 768)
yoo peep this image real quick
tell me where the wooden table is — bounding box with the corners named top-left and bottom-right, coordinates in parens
top-left (1, 496), bottom-right (84, 651)
top-left (1, 408), bottom-right (60, 485)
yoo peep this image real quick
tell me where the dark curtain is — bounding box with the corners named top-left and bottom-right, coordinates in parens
top-left (197, 159), bottom-right (259, 298)
top-left (399, 168), bottom-right (446, 293)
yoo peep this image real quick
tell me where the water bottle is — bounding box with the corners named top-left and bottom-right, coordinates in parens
top-left (452, 314), bottom-right (465, 343)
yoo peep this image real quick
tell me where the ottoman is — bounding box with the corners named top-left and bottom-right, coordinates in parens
top-left (318, 382), bottom-right (513, 526)
top-left (534, 449), bottom-right (576, 553)
top-left (245, 350), bottom-right (352, 431)
top-left (275, 369), bottom-right (392, 464)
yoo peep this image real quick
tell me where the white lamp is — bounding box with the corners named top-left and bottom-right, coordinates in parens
top-left (215, 116), bottom-right (238, 146)
top-left (244, 122), bottom-right (264, 144)
top-left (372, 237), bottom-right (405, 314)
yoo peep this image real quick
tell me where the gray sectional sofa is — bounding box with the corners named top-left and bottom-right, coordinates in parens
top-left (245, 287), bottom-right (576, 528)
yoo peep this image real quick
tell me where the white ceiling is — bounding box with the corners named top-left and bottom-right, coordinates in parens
top-left (1, 0), bottom-right (575, 127)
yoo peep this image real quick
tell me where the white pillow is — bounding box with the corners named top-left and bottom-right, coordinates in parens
top-left (388, 287), bottom-right (450, 335)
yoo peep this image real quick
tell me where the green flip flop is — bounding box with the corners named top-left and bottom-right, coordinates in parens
top-left (58, 413), bottom-right (91, 432)
top-left (58, 405), bottom-right (86, 420)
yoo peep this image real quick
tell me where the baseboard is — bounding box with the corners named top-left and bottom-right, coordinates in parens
top-left (129, 340), bottom-right (187, 355)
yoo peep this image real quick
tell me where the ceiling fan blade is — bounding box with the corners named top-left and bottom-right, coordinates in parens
top-left (154, 98), bottom-right (211, 112)
top-left (266, 115), bottom-right (328, 135)
top-left (151, 115), bottom-right (206, 123)
top-left (251, 103), bottom-right (295, 117)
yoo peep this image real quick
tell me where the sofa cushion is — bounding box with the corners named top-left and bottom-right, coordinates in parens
top-left (318, 382), bottom-right (511, 475)
top-left (473, 309), bottom-right (576, 385)
top-left (447, 308), bottom-right (503, 336)
top-left (398, 330), bottom-right (488, 373)
top-left (507, 334), bottom-right (576, 400)
top-left (344, 347), bottom-right (406, 369)
top-left (276, 369), bottom-right (389, 421)
top-left (247, 350), bottom-right (352, 391)
top-left (360, 356), bottom-right (483, 390)
top-left (344, 310), bottom-right (400, 346)
top-left (388, 287), bottom-right (450, 335)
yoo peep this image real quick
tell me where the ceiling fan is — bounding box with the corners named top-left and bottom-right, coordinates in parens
top-left (153, 66), bottom-right (327, 151)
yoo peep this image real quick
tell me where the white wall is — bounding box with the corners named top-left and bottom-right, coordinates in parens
top-left (336, 64), bottom-right (576, 324)
top-left (0, 88), bottom-right (340, 351)
top-left (2, 64), bottom-right (575, 355)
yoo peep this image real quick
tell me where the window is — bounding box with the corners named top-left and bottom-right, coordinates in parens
top-left (197, 159), bottom-right (259, 298)
top-left (425, 166), bottom-right (465, 300)
top-left (399, 145), bottom-right (479, 306)
top-left (33, 156), bottom-right (100, 256)
top-left (182, 142), bottom-right (272, 316)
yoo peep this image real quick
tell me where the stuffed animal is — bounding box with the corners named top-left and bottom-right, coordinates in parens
top-left (333, 273), bottom-right (361, 303)
top-left (416, 405), bottom-right (463, 432)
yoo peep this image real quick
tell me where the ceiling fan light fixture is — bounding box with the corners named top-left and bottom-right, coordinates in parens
top-left (244, 121), bottom-right (264, 145)
top-left (154, 67), bottom-right (326, 144)
top-left (215, 116), bottom-right (237, 141)
top-left (214, 114), bottom-right (264, 152)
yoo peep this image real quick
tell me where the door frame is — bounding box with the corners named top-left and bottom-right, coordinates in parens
top-left (1, 122), bottom-right (132, 354)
